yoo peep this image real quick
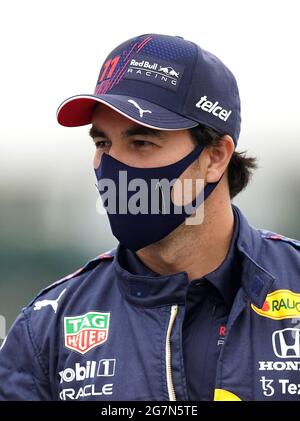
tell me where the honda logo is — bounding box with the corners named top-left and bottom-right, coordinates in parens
top-left (272, 328), bottom-right (300, 358)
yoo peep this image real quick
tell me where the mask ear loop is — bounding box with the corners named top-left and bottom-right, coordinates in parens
top-left (203, 170), bottom-right (224, 198)
top-left (173, 169), bottom-right (225, 216)
top-left (178, 128), bottom-right (228, 214)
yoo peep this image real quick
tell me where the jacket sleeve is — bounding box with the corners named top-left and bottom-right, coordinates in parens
top-left (0, 309), bottom-right (51, 400)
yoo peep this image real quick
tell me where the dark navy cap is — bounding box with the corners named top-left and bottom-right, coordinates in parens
top-left (56, 33), bottom-right (241, 144)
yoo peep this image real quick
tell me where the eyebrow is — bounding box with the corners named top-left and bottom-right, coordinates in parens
top-left (88, 124), bottom-right (165, 141)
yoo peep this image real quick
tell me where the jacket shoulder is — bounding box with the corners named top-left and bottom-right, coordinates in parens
top-left (257, 229), bottom-right (300, 289)
top-left (26, 249), bottom-right (115, 309)
top-left (258, 229), bottom-right (300, 249)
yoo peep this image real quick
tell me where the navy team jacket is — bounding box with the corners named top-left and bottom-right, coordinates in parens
top-left (1, 204), bottom-right (300, 401)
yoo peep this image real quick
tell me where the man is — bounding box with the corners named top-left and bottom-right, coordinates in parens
top-left (1, 33), bottom-right (300, 401)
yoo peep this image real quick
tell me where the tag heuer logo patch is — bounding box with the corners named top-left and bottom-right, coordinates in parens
top-left (64, 312), bottom-right (110, 354)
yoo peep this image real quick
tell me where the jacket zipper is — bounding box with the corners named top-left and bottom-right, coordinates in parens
top-left (165, 304), bottom-right (178, 401)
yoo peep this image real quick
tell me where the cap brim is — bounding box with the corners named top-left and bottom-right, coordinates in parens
top-left (56, 94), bottom-right (199, 131)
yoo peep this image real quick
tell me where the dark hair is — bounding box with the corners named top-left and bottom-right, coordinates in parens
top-left (188, 124), bottom-right (258, 199)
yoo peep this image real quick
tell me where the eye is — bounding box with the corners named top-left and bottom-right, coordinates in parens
top-left (94, 140), bottom-right (111, 149)
top-left (131, 140), bottom-right (156, 149)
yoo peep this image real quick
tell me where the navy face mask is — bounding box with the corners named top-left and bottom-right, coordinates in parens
top-left (94, 145), bottom-right (223, 251)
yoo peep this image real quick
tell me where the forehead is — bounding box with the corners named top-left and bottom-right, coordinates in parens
top-left (91, 103), bottom-right (164, 138)
top-left (90, 103), bottom-right (191, 142)
top-left (89, 104), bottom-right (166, 138)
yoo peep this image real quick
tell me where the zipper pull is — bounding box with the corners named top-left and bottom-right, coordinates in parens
top-left (166, 304), bottom-right (178, 401)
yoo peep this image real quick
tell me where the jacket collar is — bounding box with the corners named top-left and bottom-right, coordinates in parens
top-left (233, 205), bottom-right (275, 307)
top-left (114, 246), bottom-right (189, 307)
top-left (112, 205), bottom-right (275, 308)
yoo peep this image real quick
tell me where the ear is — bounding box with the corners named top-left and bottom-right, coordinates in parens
top-left (205, 135), bottom-right (235, 183)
